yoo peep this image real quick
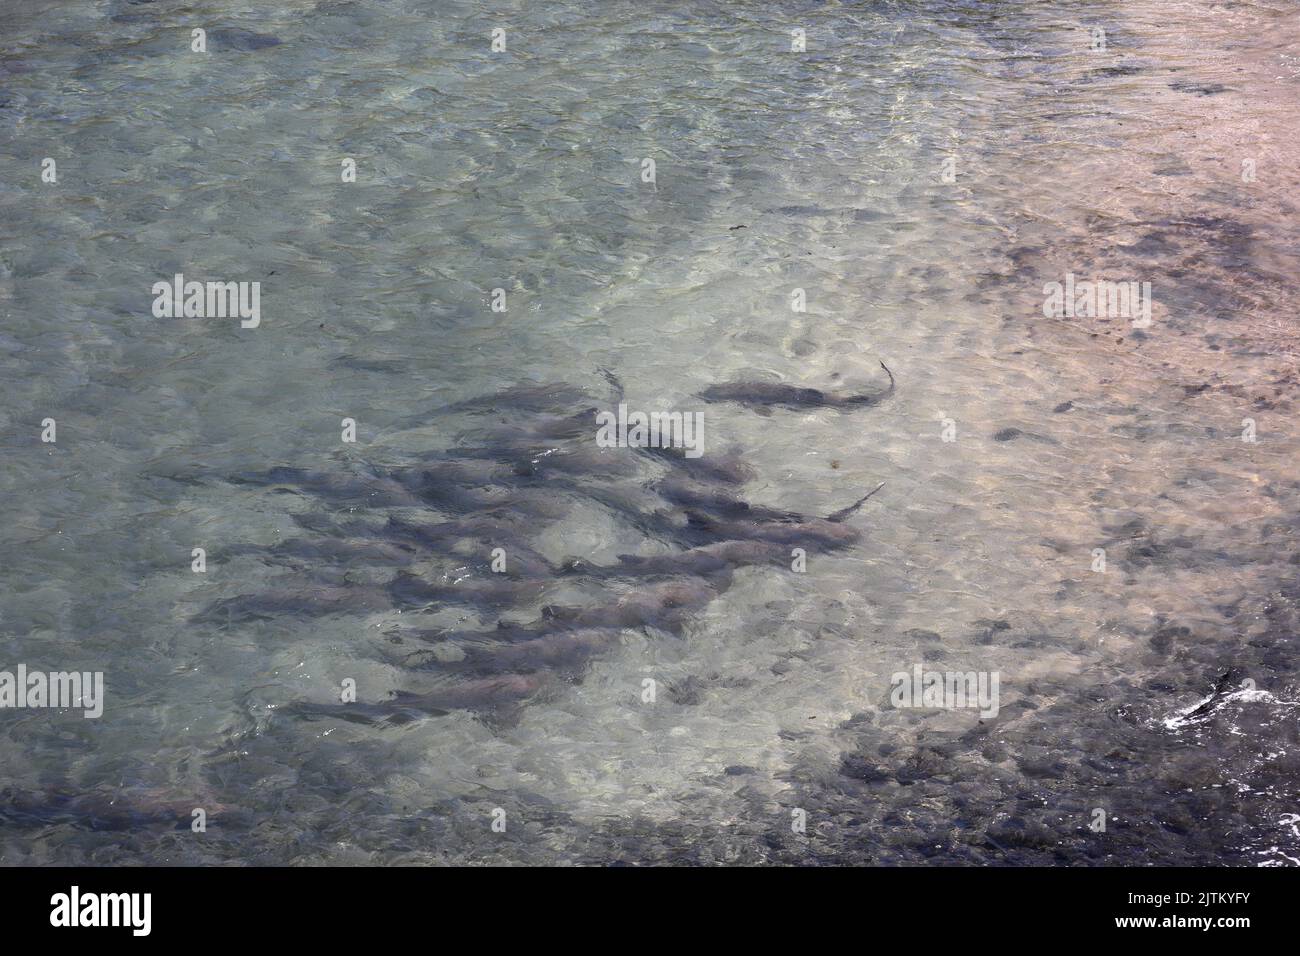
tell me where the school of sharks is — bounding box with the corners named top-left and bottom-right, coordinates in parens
top-left (3, 0), bottom-right (1300, 875)
top-left (198, 365), bottom-right (894, 724)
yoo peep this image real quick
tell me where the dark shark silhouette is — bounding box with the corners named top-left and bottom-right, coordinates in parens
top-left (190, 367), bottom-right (891, 722)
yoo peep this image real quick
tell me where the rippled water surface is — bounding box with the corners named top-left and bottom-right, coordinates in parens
top-left (2, 0), bottom-right (1299, 864)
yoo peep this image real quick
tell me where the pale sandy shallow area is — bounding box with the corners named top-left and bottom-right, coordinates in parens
top-left (0, 0), bottom-right (1298, 865)
top-left (1017, 0), bottom-right (1300, 394)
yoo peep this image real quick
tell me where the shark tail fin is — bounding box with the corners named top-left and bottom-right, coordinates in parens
top-left (598, 366), bottom-right (625, 404)
top-left (826, 481), bottom-right (885, 523)
top-left (879, 360), bottom-right (895, 395)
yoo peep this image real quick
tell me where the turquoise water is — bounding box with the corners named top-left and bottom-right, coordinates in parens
top-left (2, 0), bottom-right (1299, 864)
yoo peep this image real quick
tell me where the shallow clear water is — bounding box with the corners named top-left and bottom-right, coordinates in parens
top-left (2, 0), bottom-right (1299, 864)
